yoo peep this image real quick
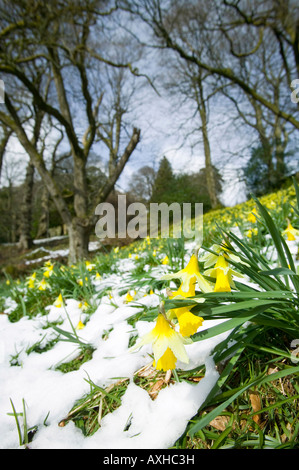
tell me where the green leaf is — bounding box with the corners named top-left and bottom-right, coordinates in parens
top-left (192, 304), bottom-right (269, 342)
top-left (253, 195), bottom-right (288, 270)
top-left (259, 267), bottom-right (298, 276)
top-left (9, 399), bottom-right (23, 446)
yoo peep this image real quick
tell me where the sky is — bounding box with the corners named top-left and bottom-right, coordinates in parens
top-left (0, 70), bottom-right (250, 209)
top-left (1, 8), bottom-right (298, 210)
top-left (115, 83), bottom-right (251, 207)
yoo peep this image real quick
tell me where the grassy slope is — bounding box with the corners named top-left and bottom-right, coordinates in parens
top-left (1, 183), bottom-right (299, 449)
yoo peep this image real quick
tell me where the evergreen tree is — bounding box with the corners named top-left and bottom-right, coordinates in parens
top-left (244, 145), bottom-right (289, 198)
top-left (150, 157), bottom-right (176, 204)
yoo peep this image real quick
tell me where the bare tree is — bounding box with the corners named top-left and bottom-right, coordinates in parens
top-left (122, 0), bottom-right (299, 130)
top-left (127, 164), bottom-right (156, 202)
top-left (0, 0), bottom-right (141, 263)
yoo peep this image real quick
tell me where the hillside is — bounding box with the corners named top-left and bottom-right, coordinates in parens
top-left (0, 183), bottom-right (299, 450)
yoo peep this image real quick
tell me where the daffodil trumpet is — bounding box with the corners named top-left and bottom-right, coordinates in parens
top-left (166, 280), bottom-right (204, 337)
top-left (282, 219), bottom-right (299, 241)
top-left (204, 254), bottom-right (244, 292)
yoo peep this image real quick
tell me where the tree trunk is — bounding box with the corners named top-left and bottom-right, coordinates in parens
top-left (67, 219), bottom-right (90, 265)
top-left (274, 121), bottom-right (287, 186)
top-left (36, 185), bottom-right (50, 239)
top-left (198, 102), bottom-right (218, 208)
top-left (18, 161), bottom-right (34, 250)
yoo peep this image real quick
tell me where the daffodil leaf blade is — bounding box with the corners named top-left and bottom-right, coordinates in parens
top-left (191, 306), bottom-right (265, 342)
top-left (259, 267), bottom-right (298, 276)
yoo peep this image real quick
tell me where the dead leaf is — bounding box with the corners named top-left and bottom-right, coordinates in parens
top-left (249, 390), bottom-right (262, 425)
top-left (190, 376), bottom-right (203, 382)
top-left (136, 362), bottom-right (157, 379)
top-left (209, 415), bottom-right (230, 431)
top-left (267, 366), bottom-right (278, 375)
top-left (148, 379), bottom-right (165, 400)
top-left (164, 369), bottom-right (172, 384)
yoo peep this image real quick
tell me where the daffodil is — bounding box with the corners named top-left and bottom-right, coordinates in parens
top-left (167, 283), bottom-right (204, 337)
top-left (175, 310), bottom-right (204, 337)
top-left (43, 262), bottom-right (54, 278)
top-left (28, 278), bottom-right (35, 289)
top-left (161, 253), bottom-right (213, 293)
top-left (248, 207), bottom-right (258, 223)
top-left (95, 272), bottom-right (102, 280)
top-left (204, 255), bottom-right (243, 292)
top-left (54, 293), bottom-right (64, 308)
top-left (131, 313), bottom-right (191, 371)
top-left (78, 301), bottom-right (89, 311)
top-left (26, 272), bottom-right (36, 289)
top-left (125, 290), bottom-right (136, 303)
top-left (199, 243), bottom-right (243, 269)
top-left (162, 255), bottom-right (169, 265)
top-left (85, 261), bottom-right (95, 271)
top-left (37, 278), bottom-right (50, 291)
top-left (77, 276), bottom-right (88, 286)
top-left (76, 318), bottom-right (85, 330)
top-left (246, 228), bottom-right (258, 238)
top-left (282, 221), bottom-right (299, 241)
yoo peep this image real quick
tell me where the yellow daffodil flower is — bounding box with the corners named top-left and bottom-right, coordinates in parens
top-left (43, 262), bottom-right (54, 278)
top-left (54, 293), bottom-right (64, 308)
top-left (282, 221), bottom-right (299, 241)
top-left (204, 255), bottom-right (243, 292)
top-left (26, 272), bottom-right (36, 289)
top-left (246, 228), bottom-right (258, 238)
top-left (85, 261), bottom-right (95, 271)
top-left (167, 282), bottom-right (204, 337)
top-left (78, 301), bottom-right (89, 311)
top-left (125, 290), bottom-right (136, 303)
top-left (38, 278), bottom-right (50, 291)
top-left (161, 253), bottom-right (213, 293)
top-left (76, 319), bottom-right (85, 330)
top-left (28, 279), bottom-right (35, 289)
top-left (77, 276), bottom-right (88, 286)
top-left (95, 272), bottom-right (101, 280)
top-left (199, 243), bottom-right (243, 269)
top-left (162, 255), bottom-right (169, 265)
top-left (175, 310), bottom-right (204, 338)
top-left (131, 313), bottom-right (191, 371)
top-left (248, 207), bottom-right (258, 223)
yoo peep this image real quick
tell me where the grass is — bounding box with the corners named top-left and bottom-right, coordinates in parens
top-left (176, 347), bottom-right (299, 449)
top-left (58, 377), bottom-right (131, 437)
top-left (55, 347), bottom-right (95, 374)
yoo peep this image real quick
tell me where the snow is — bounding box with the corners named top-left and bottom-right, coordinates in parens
top-left (25, 240), bottom-right (102, 265)
top-left (0, 265), bottom-right (230, 449)
top-left (1, 235), bottom-right (298, 450)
